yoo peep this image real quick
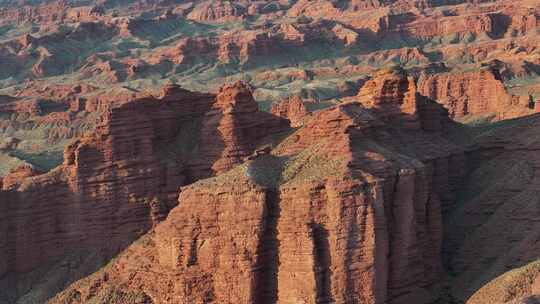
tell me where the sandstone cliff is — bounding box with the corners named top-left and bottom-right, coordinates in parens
top-left (48, 72), bottom-right (465, 304)
top-left (189, 81), bottom-right (290, 179)
top-left (0, 82), bottom-right (289, 303)
top-left (0, 0), bottom-right (539, 302)
top-left (418, 68), bottom-right (536, 121)
top-left (270, 95), bottom-right (309, 128)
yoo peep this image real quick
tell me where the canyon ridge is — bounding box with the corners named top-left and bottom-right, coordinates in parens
top-left (0, 0), bottom-right (539, 303)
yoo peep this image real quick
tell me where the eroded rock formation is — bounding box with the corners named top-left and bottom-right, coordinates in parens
top-left (190, 81), bottom-right (289, 179)
top-left (0, 82), bottom-right (289, 303)
top-left (187, 1), bottom-right (247, 22)
top-left (0, 0), bottom-right (539, 303)
top-left (270, 95), bottom-right (309, 127)
top-left (48, 73), bottom-right (465, 304)
top-left (418, 68), bottom-right (537, 121)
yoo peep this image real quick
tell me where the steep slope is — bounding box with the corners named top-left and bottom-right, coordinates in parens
top-left (418, 67), bottom-right (537, 121)
top-left (270, 95), bottom-right (309, 128)
top-left (0, 0), bottom-right (538, 179)
top-left (49, 70), bottom-right (465, 304)
top-left (0, 0), bottom-right (538, 111)
top-left (0, 0), bottom-right (539, 303)
top-left (441, 114), bottom-right (540, 303)
top-left (0, 82), bottom-right (289, 303)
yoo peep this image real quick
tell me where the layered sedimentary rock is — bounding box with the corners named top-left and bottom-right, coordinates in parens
top-left (49, 72), bottom-right (465, 304)
top-left (358, 67), bottom-right (421, 127)
top-left (389, 13), bottom-right (495, 39)
top-left (0, 164), bottom-right (42, 190)
top-left (0, 0), bottom-right (539, 303)
top-left (270, 95), bottom-right (309, 127)
top-left (0, 82), bottom-right (289, 303)
top-left (153, 31), bottom-right (279, 67)
top-left (418, 68), bottom-right (537, 120)
top-left (0, 0), bottom-right (538, 114)
top-left (0, 1), bottom-right (67, 25)
top-left (357, 67), bottom-right (453, 131)
top-left (365, 47), bottom-right (431, 67)
top-left (189, 81), bottom-right (289, 179)
top-left (0, 86), bottom-right (212, 288)
top-left (187, 1), bottom-right (247, 22)
top-left (0, 95), bottom-right (42, 115)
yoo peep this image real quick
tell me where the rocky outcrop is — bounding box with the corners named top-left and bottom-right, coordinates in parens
top-left (498, 5), bottom-right (539, 37)
top-left (270, 95), bottom-right (309, 127)
top-left (358, 67), bottom-right (422, 127)
top-left (65, 5), bottom-right (106, 23)
top-left (49, 72), bottom-right (465, 304)
top-left (0, 0), bottom-right (539, 303)
top-left (0, 1), bottom-right (107, 26)
top-left (0, 83), bottom-right (289, 303)
top-left (154, 31), bottom-right (278, 66)
top-left (0, 0), bottom-right (537, 108)
top-left (390, 13), bottom-right (495, 39)
top-left (0, 95), bottom-right (41, 115)
top-left (1, 164), bottom-right (42, 190)
top-left (418, 68), bottom-right (536, 120)
top-left (357, 67), bottom-right (451, 131)
top-left (187, 1), bottom-right (247, 22)
top-left (0, 86), bottom-right (211, 284)
top-left (0, 1), bottom-right (67, 25)
top-left (190, 81), bottom-right (289, 179)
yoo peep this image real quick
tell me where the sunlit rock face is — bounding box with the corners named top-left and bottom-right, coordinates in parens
top-left (0, 0), bottom-right (539, 303)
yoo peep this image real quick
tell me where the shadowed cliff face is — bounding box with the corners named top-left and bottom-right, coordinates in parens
top-left (439, 114), bottom-right (540, 304)
top-left (43, 70), bottom-right (468, 304)
top-left (417, 68), bottom-right (536, 121)
top-left (0, 82), bottom-right (289, 303)
top-left (1, 62), bottom-right (540, 303)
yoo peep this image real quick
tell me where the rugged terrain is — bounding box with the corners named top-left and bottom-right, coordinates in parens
top-left (1, 0), bottom-right (539, 174)
top-left (0, 0), bottom-right (539, 303)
